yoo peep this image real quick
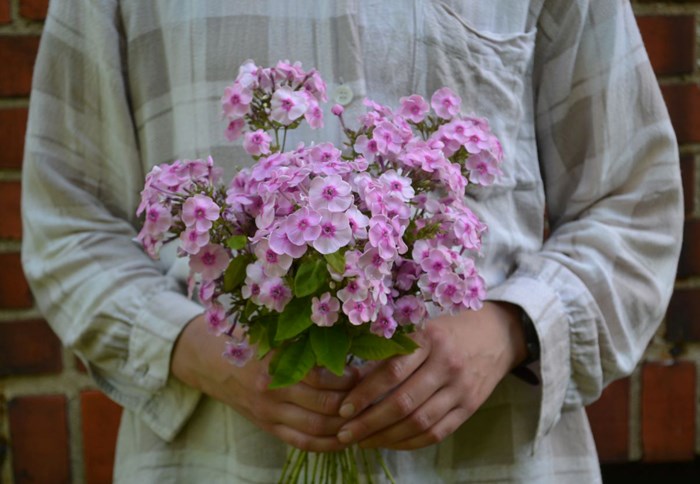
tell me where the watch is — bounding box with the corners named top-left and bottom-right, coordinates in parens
top-left (511, 309), bottom-right (540, 385)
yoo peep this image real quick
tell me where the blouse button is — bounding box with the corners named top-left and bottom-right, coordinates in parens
top-left (334, 85), bottom-right (354, 106)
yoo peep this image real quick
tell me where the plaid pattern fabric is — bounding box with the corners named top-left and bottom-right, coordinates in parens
top-left (22, 1), bottom-right (682, 482)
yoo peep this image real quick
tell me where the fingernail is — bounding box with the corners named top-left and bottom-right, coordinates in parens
top-left (338, 429), bottom-right (353, 444)
top-left (339, 403), bottom-right (355, 418)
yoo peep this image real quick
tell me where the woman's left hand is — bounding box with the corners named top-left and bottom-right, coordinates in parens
top-left (336, 301), bottom-right (528, 450)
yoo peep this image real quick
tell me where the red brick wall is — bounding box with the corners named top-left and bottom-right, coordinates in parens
top-left (0, 1), bottom-right (698, 482)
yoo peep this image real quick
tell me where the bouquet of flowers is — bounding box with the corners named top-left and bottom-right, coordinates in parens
top-left (136, 59), bottom-right (502, 483)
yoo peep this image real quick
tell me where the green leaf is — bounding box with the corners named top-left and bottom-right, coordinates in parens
top-left (323, 252), bottom-right (346, 275)
top-left (269, 337), bottom-right (316, 389)
top-left (248, 321), bottom-right (273, 359)
top-left (310, 325), bottom-right (350, 376)
top-left (275, 297), bottom-right (313, 342)
top-left (392, 333), bottom-right (420, 354)
top-left (350, 333), bottom-right (414, 361)
top-left (294, 258), bottom-right (327, 297)
top-left (223, 254), bottom-right (252, 292)
top-left (225, 235), bottom-right (248, 250)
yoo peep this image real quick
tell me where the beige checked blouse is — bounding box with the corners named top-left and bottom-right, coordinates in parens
top-left (22, 1), bottom-right (683, 482)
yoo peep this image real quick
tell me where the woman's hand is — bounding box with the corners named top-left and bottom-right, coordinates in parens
top-left (336, 302), bottom-right (527, 450)
top-left (171, 315), bottom-right (357, 452)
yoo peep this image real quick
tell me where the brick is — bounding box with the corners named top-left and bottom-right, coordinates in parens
top-left (0, 181), bottom-right (21, 239)
top-left (0, 36), bottom-right (40, 97)
top-left (636, 16), bottom-right (695, 76)
top-left (666, 288), bottom-right (700, 342)
top-left (0, 0), bottom-right (10, 24)
top-left (661, 84), bottom-right (700, 144)
top-left (0, 253), bottom-right (33, 309)
top-left (9, 394), bottom-right (71, 484)
top-left (677, 219), bottom-right (700, 278)
top-left (19, 0), bottom-right (48, 21)
top-left (81, 391), bottom-right (122, 484)
top-left (0, 108), bottom-right (28, 169)
top-left (0, 319), bottom-right (62, 375)
top-left (641, 361), bottom-right (696, 462)
top-left (680, 155), bottom-right (694, 215)
top-left (586, 377), bottom-right (630, 463)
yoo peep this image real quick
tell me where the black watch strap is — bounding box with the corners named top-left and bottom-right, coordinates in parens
top-left (511, 310), bottom-right (540, 385)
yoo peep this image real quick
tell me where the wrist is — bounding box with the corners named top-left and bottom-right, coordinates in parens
top-left (171, 313), bottom-right (208, 391)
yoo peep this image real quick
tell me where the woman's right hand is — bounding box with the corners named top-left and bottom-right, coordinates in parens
top-left (171, 314), bottom-right (356, 452)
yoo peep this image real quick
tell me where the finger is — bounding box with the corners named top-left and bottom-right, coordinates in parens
top-left (275, 401), bottom-right (349, 437)
top-left (384, 407), bottom-right (470, 451)
top-left (282, 384), bottom-right (349, 416)
top-left (272, 424), bottom-right (349, 453)
top-left (357, 386), bottom-right (456, 448)
top-left (336, 363), bottom-right (442, 444)
top-left (338, 348), bottom-right (430, 419)
top-left (303, 366), bottom-right (358, 391)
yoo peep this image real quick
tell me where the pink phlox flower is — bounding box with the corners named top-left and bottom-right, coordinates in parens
top-left (274, 59), bottom-right (306, 84)
top-left (303, 70), bottom-right (328, 102)
top-left (284, 207), bottom-right (322, 245)
top-left (198, 279), bottom-right (216, 306)
top-left (431, 87), bottom-right (461, 119)
top-left (370, 305), bottom-right (397, 339)
top-left (367, 274), bottom-right (392, 306)
top-left (254, 239), bottom-right (293, 277)
top-left (224, 118), bottom-right (245, 142)
top-left (345, 207), bottom-right (370, 240)
top-left (311, 292), bottom-right (341, 327)
top-left (304, 97), bottom-right (324, 129)
top-left (432, 125), bottom-right (462, 158)
top-left (235, 59), bottom-right (259, 89)
top-left (342, 298), bottom-right (372, 326)
top-left (358, 248), bottom-right (393, 280)
top-left (438, 162), bottom-right (467, 196)
top-left (368, 215), bottom-right (402, 261)
top-left (268, 223), bottom-right (308, 258)
top-left (382, 193), bottom-right (412, 223)
top-left (348, 156), bottom-right (369, 173)
top-left (251, 152), bottom-right (288, 182)
top-left (421, 248), bottom-right (451, 283)
top-left (182, 194), bottom-right (220, 232)
top-left (395, 296), bottom-right (426, 326)
top-left (463, 275), bottom-right (486, 310)
top-left (222, 82), bottom-right (253, 118)
top-left (466, 150), bottom-right (502, 186)
top-left (379, 171), bottom-right (415, 201)
top-left (342, 250), bottom-right (362, 278)
top-left (463, 125), bottom-right (491, 154)
top-left (254, 194), bottom-right (277, 230)
top-left (434, 272), bottom-right (467, 308)
top-left (259, 277), bottom-right (292, 313)
top-left (372, 121), bottom-right (403, 156)
top-left (395, 259), bottom-right (421, 291)
top-left (453, 211), bottom-right (486, 251)
top-left (241, 261), bottom-right (265, 305)
top-left (143, 203), bottom-right (172, 237)
top-left (189, 243), bottom-right (231, 281)
top-left (417, 274), bottom-right (439, 299)
top-left (243, 129), bottom-right (272, 157)
top-left (331, 104), bottom-right (344, 116)
top-left (309, 175), bottom-right (353, 213)
top-left (310, 142), bottom-right (342, 165)
top-left (270, 87), bottom-right (309, 125)
top-left (398, 94), bottom-right (430, 123)
top-left (136, 232), bottom-right (162, 259)
top-left (463, 115), bottom-right (492, 133)
top-left (411, 239), bottom-right (433, 265)
top-left (223, 339), bottom-right (254, 368)
top-left (180, 226), bottom-right (210, 254)
top-left (205, 304), bottom-right (229, 335)
top-left (363, 98), bottom-right (393, 118)
top-left (337, 277), bottom-right (369, 303)
top-left (455, 256), bottom-right (477, 278)
top-left (313, 210), bottom-right (352, 254)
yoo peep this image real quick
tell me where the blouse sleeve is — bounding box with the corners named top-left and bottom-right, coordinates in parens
top-left (21, 0), bottom-right (203, 441)
top-left (487, 0), bottom-right (683, 445)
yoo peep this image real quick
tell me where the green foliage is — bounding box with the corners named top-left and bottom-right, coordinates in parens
top-left (294, 258), bottom-right (328, 297)
top-left (225, 235), bottom-right (248, 250)
top-left (269, 336), bottom-right (316, 388)
top-left (310, 325), bottom-right (350, 376)
top-left (275, 297), bottom-right (313, 341)
top-left (323, 252), bottom-right (346, 275)
top-left (223, 254), bottom-right (252, 292)
top-left (349, 333), bottom-right (416, 361)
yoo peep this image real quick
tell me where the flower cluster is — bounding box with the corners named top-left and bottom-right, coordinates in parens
top-left (136, 60), bottom-right (502, 386)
